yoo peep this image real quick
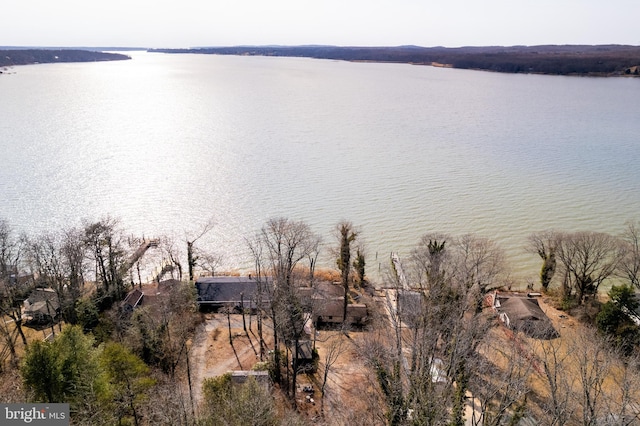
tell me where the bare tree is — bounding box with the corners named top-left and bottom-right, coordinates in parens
top-left (0, 219), bottom-right (24, 279)
top-left (617, 221), bottom-right (640, 289)
top-left (574, 328), bottom-right (612, 426)
top-left (362, 232), bottom-right (502, 426)
top-left (197, 251), bottom-right (224, 277)
top-left (603, 352), bottom-right (640, 425)
top-left (533, 335), bottom-right (576, 426)
top-left (246, 236), bottom-right (268, 361)
top-left (83, 217), bottom-right (129, 303)
top-left (528, 231), bottom-right (559, 292)
top-left (319, 332), bottom-right (348, 399)
top-left (453, 234), bottom-right (507, 297)
top-left (0, 220), bottom-right (30, 365)
top-left (60, 227), bottom-right (87, 323)
top-left (157, 237), bottom-right (183, 282)
top-left (185, 217), bottom-right (215, 282)
top-left (26, 228), bottom-right (89, 325)
top-left (555, 231), bottom-right (619, 303)
top-left (248, 217), bottom-right (320, 403)
top-left (360, 320), bottom-right (408, 425)
top-left (469, 336), bottom-right (532, 426)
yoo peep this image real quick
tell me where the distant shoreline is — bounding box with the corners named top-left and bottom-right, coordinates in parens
top-left (149, 44), bottom-right (640, 77)
top-left (0, 49), bottom-right (130, 68)
top-left (2, 45), bottom-right (638, 77)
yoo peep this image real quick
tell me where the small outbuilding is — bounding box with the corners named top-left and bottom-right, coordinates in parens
top-left (121, 288), bottom-right (144, 313)
top-left (313, 299), bottom-right (368, 326)
top-left (229, 370), bottom-right (270, 387)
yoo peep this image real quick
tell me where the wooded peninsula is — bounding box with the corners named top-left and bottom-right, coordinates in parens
top-left (0, 49), bottom-right (130, 68)
top-left (150, 44), bottom-right (640, 76)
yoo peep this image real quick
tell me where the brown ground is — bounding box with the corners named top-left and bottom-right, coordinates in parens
top-left (187, 311), bottom-right (382, 424)
top-left (189, 313), bottom-right (266, 407)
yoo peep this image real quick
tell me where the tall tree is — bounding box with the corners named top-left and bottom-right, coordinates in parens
top-left (22, 325), bottom-right (105, 414)
top-left (0, 219), bottom-right (23, 279)
top-left (410, 232), bottom-right (450, 289)
top-left (99, 342), bottom-right (155, 426)
top-left (336, 221), bottom-right (357, 324)
top-left (353, 244), bottom-right (366, 288)
top-left (363, 232), bottom-right (500, 426)
top-left (528, 231), bottom-right (559, 291)
top-left (617, 221), bottom-right (640, 288)
top-left (0, 219), bottom-right (29, 364)
top-left (60, 227), bottom-right (87, 323)
top-left (84, 217), bottom-right (128, 304)
top-left (185, 217), bottom-right (215, 282)
top-left (555, 231), bottom-right (619, 303)
top-left (26, 229), bottom-right (88, 324)
top-left (532, 335), bottom-right (576, 426)
top-left (248, 217), bottom-right (320, 402)
top-left (453, 234), bottom-right (507, 297)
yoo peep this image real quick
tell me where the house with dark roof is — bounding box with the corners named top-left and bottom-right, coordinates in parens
top-left (493, 292), bottom-right (558, 339)
top-left (312, 299), bottom-right (368, 326)
top-left (297, 281), bottom-right (369, 326)
top-left (195, 276), bottom-right (273, 311)
top-left (22, 288), bottom-right (59, 324)
top-left (120, 279), bottom-right (183, 316)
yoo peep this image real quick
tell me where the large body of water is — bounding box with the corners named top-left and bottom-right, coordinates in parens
top-left (1, 51), bottom-right (639, 284)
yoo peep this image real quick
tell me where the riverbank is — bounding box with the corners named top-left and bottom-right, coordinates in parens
top-left (149, 44), bottom-right (640, 76)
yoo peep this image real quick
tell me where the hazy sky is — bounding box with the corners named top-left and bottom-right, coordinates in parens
top-left (3, 0), bottom-right (639, 48)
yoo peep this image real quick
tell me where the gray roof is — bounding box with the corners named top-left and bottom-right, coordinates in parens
top-left (497, 296), bottom-right (558, 339)
top-left (195, 276), bottom-right (273, 308)
top-left (23, 288), bottom-right (59, 322)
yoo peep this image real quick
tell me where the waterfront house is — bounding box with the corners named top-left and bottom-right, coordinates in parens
top-left (493, 292), bottom-right (558, 339)
top-left (195, 276), bottom-right (273, 311)
top-left (22, 288), bottom-right (59, 324)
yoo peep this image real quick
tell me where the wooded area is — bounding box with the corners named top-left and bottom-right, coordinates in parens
top-left (0, 50), bottom-right (130, 68)
top-left (149, 44), bottom-right (640, 76)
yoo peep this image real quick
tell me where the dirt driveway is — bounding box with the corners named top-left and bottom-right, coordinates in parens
top-left (189, 313), bottom-right (266, 407)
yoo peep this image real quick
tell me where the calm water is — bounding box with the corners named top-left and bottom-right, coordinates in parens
top-left (1, 51), bottom-right (639, 283)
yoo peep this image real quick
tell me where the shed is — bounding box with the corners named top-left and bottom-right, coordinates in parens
top-left (313, 299), bottom-right (368, 326)
top-left (229, 370), bottom-right (270, 387)
top-left (121, 288), bottom-right (143, 313)
top-left (292, 340), bottom-right (317, 372)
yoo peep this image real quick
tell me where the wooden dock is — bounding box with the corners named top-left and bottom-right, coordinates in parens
top-left (390, 252), bottom-right (409, 290)
top-left (121, 238), bottom-right (159, 273)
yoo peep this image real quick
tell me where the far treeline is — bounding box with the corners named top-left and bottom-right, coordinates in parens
top-left (0, 50), bottom-right (130, 68)
top-left (150, 44), bottom-right (640, 76)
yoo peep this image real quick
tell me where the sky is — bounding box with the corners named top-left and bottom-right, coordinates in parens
top-left (2, 0), bottom-right (639, 48)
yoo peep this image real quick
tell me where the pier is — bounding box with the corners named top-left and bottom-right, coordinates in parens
top-left (121, 238), bottom-right (160, 274)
